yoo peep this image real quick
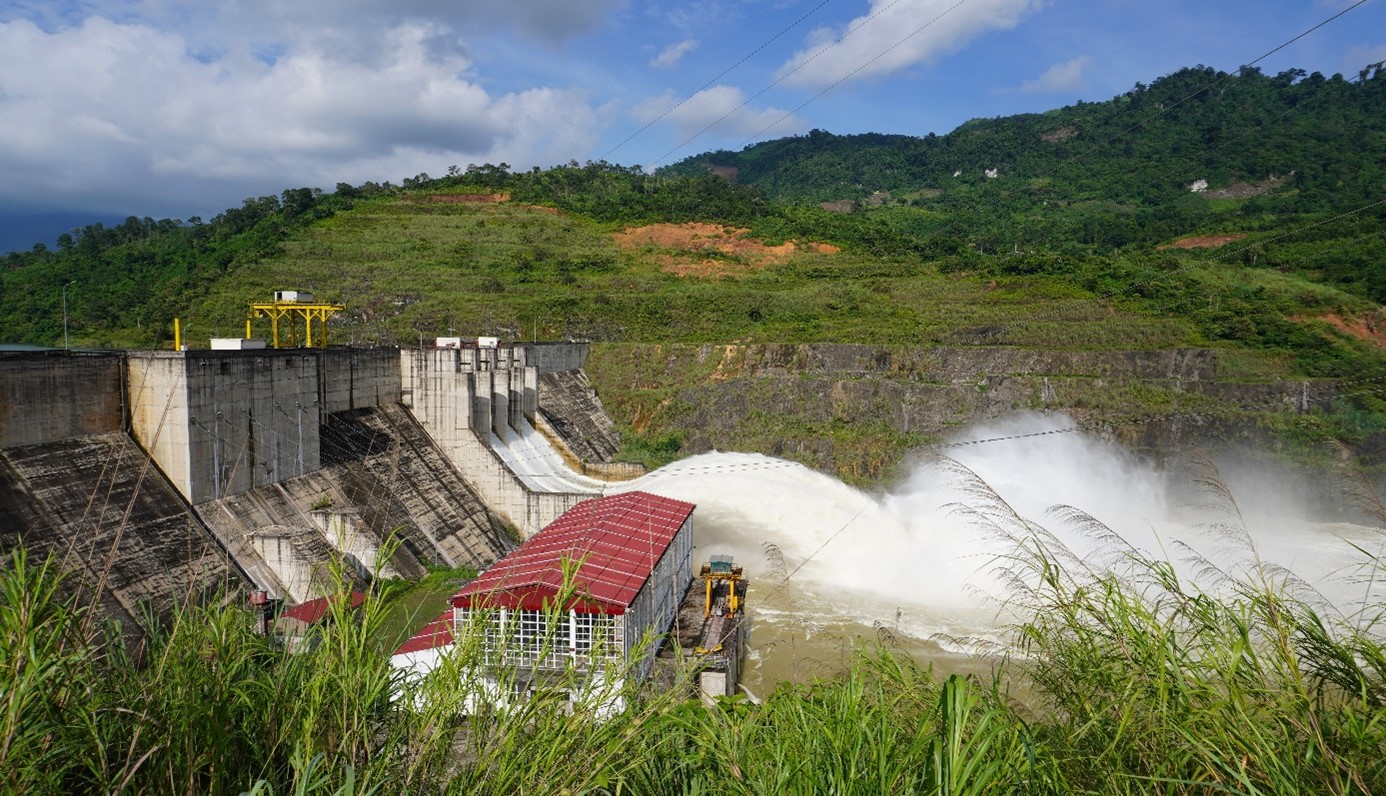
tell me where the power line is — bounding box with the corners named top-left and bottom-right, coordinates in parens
top-left (1059, 0), bottom-right (1372, 173)
top-left (600, 0), bottom-right (837, 162)
top-left (650, 0), bottom-right (958, 167)
top-left (625, 0), bottom-right (1384, 366)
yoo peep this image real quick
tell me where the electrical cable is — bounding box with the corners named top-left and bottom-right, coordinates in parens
top-left (650, 0), bottom-right (963, 167)
top-left (600, 0), bottom-right (837, 162)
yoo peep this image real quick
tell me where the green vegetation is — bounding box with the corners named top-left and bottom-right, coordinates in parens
top-left (0, 187), bottom-right (369, 347)
top-left (1, 63), bottom-right (1384, 470)
top-left (2, 68), bottom-right (1382, 372)
top-left (5, 458), bottom-right (1385, 794)
top-left (3, 62), bottom-right (1385, 794)
top-left (374, 564), bottom-right (478, 655)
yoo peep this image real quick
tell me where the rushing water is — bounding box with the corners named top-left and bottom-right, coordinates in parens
top-left (619, 412), bottom-right (1386, 693)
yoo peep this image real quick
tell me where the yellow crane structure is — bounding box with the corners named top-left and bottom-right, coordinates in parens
top-left (702, 556), bottom-right (743, 618)
top-left (694, 555), bottom-right (745, 655)
top-left (247, 291), bottom-right (344, 349)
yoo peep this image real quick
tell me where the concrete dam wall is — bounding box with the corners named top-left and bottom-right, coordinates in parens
top-left (0, 352), bottom-right (242, 636)
top-left (0, 351), bottom-right (125, 447)
top-left (400, 346), bottom-right (598, 536)
top-left (1, 342), bottom-right (616, 617)
top-left (0, 431), bottom-right (240, 636)
top-left (196, 404), bottom-right (512, 601)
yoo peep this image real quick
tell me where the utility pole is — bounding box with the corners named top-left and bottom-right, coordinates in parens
top-left (62, 283), bottom-right (69, 351)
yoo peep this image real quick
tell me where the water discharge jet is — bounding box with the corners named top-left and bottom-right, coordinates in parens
top-left (618, 412), bottom-right (1386, 689)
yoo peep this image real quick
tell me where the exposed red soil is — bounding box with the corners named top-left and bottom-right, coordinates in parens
top-left (706, 164), bottom-right (740, 181)
top-left (1157, 234), bottom-right (1247, 250)
top-left (1302, 311), bottom-right (1386, 348)
top-left (612, 222), bottom-right (836, 277)
top-left (421, 192), bottom-right (510, 203)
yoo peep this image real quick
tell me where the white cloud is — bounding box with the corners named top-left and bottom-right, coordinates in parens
top-left (0, 16), bottom-right (599, 216)
top-left (632, 86), bottom-right (806, 145)
top-left (130, 0), bottom-right (627, 46)
top-left (1343, 43), bottom-right (1386, 76)
top-left (644, 2), bottom-right (742, 34)
top-left (1019, 54), bottom-right (1091, 93)
top-left (651, 39), bottom-right (698, 69)
top-left (776, 0), bottom-right (1044, 87)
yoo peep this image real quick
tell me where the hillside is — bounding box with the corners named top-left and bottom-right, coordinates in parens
top-left (664, 64), bottom-right (1386, 207)
top-left (665, 65), bottom-right (1386, 300)
top-left (3, 64), bottom-right (1386, 479)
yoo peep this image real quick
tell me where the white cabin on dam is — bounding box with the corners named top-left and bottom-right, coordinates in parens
top-left (391, 490), bottom-right (695, 716)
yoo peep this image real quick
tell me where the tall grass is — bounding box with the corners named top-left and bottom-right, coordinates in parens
top-left (3, 469), bottom-right (1384, 794)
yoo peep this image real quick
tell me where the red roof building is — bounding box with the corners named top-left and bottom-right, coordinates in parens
top-left (276, 590), bottom-right (367, 653)
top-left (279, 590), bottom-right (367, 625)
top-left (393, 609), bottom-right (455, 656)
top-left (392, 490), bottom-right (696, 694)
top-left (453, 490), bottom-right (696, 614)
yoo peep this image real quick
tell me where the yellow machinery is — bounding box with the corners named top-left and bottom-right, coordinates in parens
top-left (702, 555), bottom-right (743, 618)
top-left (695, 555), bottom-right (744, 655)
top-left (248, 291), bottom-right (344, 349)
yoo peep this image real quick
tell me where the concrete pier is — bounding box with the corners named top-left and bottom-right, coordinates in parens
top-left (401, 346), bottom-right (595, 536)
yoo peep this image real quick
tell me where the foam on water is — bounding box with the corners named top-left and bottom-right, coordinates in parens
top-left (617, 412), bottom-right (1386, 682)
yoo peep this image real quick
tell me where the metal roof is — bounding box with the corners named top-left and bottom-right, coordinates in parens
top-left (392, 609), bottom-right (456, 656)
top-left (454, 491), bottom-right (694, 614)
top-left (279, 591), bottom-right (366, 625)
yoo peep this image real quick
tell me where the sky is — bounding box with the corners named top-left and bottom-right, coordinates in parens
top-left (1, 0), bottom-right (1383, 249)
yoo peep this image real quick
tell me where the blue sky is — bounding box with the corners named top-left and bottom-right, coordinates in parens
top-left (0, 0), bottom-right (1383, 240)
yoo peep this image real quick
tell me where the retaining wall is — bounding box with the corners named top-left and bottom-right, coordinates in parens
top-left (522, 342), bottom-right (589, 374)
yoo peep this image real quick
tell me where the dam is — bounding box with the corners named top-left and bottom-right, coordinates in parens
top-left (0, 341), bottom-right (631, 636)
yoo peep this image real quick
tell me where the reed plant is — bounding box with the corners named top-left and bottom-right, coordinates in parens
top-left (3, 458), bottom-right (1384, 794)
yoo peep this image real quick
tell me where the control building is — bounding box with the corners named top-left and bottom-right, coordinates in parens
top-left (392, 490), bottom-right (695, 714)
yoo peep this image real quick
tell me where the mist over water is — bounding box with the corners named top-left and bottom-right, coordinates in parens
top-left (620, 413), bottom-right (1386, 686)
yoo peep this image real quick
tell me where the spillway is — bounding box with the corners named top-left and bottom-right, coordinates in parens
top-left (620, 412), bottom-right (1386, 689)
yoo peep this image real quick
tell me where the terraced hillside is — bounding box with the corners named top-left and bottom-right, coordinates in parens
top-left (161, 192), bottom-right (1379, 482)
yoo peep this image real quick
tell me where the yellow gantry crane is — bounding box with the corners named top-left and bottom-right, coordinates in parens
top-left (693, 555), bottom-right (745, 656)
top-left (702, 555), bottom-right (744, 618)
top-left (247, 291), bottom-right (345, 349)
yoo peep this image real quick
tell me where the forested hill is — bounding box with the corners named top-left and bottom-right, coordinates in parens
top-left (663, 64), bottom-right (1386, 208)
top-left (3, 62), bottom-right (1385, 399)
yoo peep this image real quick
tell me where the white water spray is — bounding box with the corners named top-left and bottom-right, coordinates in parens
top-left (619, 412), bottom-right (1386, 684)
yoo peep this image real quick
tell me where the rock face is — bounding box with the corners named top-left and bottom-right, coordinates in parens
top-left (537, 370), bottom-right (622, 463)
top-left (0, 432), bottom-right (240, 638)
top-left (586, 343), bottom-right (1342, 483)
